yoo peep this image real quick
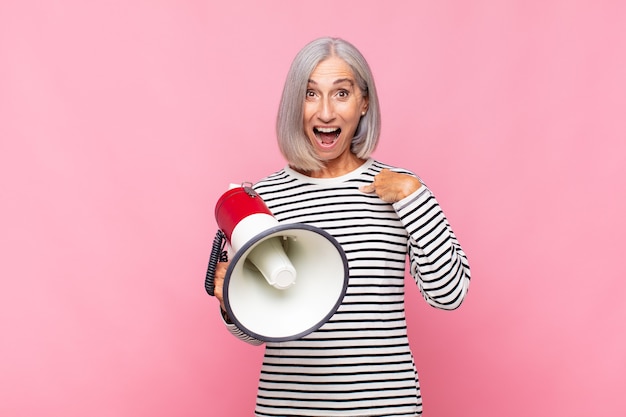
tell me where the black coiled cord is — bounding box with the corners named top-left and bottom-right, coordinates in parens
top-left (205, 230), bottom-right (228, 296)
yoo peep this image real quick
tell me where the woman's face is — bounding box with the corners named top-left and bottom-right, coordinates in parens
top-left (303, 56), bottom-right (369, 167)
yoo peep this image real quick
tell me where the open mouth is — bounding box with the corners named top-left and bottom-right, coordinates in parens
top-left (314, 127), bottom-right (341, 145)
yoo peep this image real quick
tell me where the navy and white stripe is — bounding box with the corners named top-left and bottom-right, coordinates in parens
top-left (223, 159), bottom-right (470, 417)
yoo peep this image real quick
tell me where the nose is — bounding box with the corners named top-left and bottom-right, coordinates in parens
top-left (317, 96), bottom-right (335, 122)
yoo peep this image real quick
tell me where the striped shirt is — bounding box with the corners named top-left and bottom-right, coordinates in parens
top-left (224, 159), bottom-right (471, 417)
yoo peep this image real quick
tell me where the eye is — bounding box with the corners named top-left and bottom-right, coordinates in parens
top-left (305, 89), bottom-right (317, 99)
top-left (336, 89), bottom-right (350, 99)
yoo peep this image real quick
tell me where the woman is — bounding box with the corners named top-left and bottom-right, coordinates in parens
top-left (213, 37), bottom-right (471, 417)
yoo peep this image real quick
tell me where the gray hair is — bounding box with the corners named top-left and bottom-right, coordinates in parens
top-left (276, 37), bottom-right (381, 172)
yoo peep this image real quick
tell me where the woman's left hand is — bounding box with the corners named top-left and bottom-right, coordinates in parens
top-left (360, 169), bottom-right (422, 203)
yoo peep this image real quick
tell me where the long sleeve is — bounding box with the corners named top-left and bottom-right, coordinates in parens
top-left (394, 185), bottom-right (471, 310)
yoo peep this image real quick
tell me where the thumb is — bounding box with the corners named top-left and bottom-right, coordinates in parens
top-left (359, 182), bottom-right (376, 194)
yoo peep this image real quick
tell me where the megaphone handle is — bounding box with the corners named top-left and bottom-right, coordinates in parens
top-left (205, 230), bottom-right (228, 297)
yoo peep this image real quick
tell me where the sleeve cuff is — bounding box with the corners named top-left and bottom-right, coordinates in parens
top-left (392, 184), bottom-right (428, 212)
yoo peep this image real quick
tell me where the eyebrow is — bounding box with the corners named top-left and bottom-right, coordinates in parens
top-left (307, 78), bottom-right (355, 86)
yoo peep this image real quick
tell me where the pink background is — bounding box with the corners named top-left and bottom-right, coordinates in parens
top-left (1, 1), bottom-right (625, 416)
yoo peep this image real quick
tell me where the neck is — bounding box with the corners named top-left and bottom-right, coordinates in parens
top-left (301, 155), bottom-right (367, 179)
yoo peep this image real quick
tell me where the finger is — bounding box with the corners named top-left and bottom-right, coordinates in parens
top-left (214, 262), bottom-right (229, 308)
top-left (214, 284), bottom-right (226, 311)
top-left (359, 183), bottom-right (376, 193)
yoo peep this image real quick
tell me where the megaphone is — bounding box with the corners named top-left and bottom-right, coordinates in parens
top-left (205, 183), bottom-right (349, 342)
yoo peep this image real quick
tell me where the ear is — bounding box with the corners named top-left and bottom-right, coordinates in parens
top-left (362, 96), bottom-right (369, 115)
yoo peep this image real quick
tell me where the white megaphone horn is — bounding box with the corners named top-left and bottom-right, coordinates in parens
top-left (205, 183), bottom-right (349, 342)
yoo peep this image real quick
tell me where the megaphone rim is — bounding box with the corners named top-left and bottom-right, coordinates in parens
top-left (223, 223), bottom-right (349, 342)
